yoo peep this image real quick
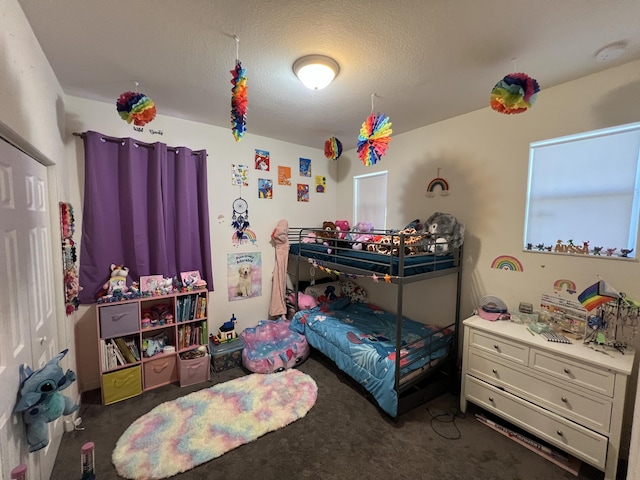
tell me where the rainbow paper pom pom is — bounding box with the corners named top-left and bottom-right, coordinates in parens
top-left (324, 137), bottom-right (343, 160)
top-left (357, 113), bottom-right (392, 166)
top-left (231, 61), bottom-right (248, 142)
top-left (490, 72), bottom-right (540, 114)
top-left (116, 91), bottom-right (156, 126)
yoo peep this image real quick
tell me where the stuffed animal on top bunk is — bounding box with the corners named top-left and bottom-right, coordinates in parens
top-left (334, 220), bottom-right (351, 248)
top-left (349, 221), bottom-right (374, 250)
top-left (424, 212), bottom-right (465, 254)
top-left (314, 221), bottom-right (337, 253)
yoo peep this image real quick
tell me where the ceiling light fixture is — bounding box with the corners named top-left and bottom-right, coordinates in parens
top-left (293, 55), bottom-right (340, 90)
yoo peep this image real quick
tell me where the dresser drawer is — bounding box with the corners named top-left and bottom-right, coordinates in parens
top-left (465, 376), bottom-right (607, 468)
top-left (99, 303), bottom-right (139, 338)
top-left (467, 349), bottom-right (612, 433)
top-left (143, 354), bottom-right (178, 389)
top-left (102, 365), bottom-right (142, 405)
top-left (468, 328), bottom-right (529, 365)
top-left (529, 349), bottom-right (615, 397)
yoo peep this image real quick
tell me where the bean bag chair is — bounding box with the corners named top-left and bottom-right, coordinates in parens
top-left (240, 318), bottom-right (309, 373)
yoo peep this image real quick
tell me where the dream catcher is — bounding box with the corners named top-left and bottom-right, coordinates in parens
top-left (231, 196), bottom-right (250, 238)
top-left (116, 82), bottom-right (156, 126)
top-left (230, 35), bottom-right (248, 142)
top-left (357, 94), bottom-right (392, 166)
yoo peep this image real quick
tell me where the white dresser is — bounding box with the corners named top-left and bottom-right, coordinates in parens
top-left (460, 315), bottom-right (635, 480)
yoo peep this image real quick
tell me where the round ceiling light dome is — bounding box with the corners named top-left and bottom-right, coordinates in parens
top-left (293, 55), bottom-right (340, 90)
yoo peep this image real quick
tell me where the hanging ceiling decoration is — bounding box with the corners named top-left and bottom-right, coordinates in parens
top-left (116, 86), bottom-right (156, 126)
top-left (357, 112), bottom-right (392, 166)
top-left (230, 35), bottom-right (248, 142)
top-left (490, 72), bottom-right (540, 115)
top-left (324, 137), bottom-right (343, 160)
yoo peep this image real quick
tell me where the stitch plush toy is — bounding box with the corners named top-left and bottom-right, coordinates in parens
top-left (13, 349), bottom-right (79, 452)
top-left (99, 263), bottom-right (130, 298)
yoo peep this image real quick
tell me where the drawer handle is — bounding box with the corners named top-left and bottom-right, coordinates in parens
top-left (111, 314), bottom-right (126, 322)
top-left (488, 396), bottom-right (494, 402)
top-left (153, 363), bottom-right (169, 373)
top-left (563, 368), bottom-right (571, 374)
top-left (492, 369), bottom-right (498, 374)
top-left (493, 344), bottom-right (500, 350)
top-left (556, 430), bottom-right (564, 437)
top-left (561, 396), bottom-right (568, 403)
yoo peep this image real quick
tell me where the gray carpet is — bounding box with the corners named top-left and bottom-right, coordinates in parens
top-left (52, 351), bottom-right (617, 479)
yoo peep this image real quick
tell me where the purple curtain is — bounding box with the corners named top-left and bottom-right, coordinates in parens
top-left (78, 131), bottom-right (213, 303)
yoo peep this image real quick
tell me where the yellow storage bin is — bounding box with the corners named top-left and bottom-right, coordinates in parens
top-left (102, 365), bottom-right (142, 405)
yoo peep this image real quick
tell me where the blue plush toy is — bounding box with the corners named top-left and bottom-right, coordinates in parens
top-left (13, 349), bottom-right (79, 452)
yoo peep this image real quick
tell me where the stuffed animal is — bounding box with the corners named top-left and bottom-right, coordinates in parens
top-left (335, 220), bottom-right (351, 248)
top-left (424, 212), bottom-right (465, 254)
top-left (13, 349), bottom-right (79, 452)
top-left (100, 263), bottom-right (129, 298)
top-left (350, 221), bottom-right (374, 250)
top-left (287, 291), bottom-right (318, 310)
top-left (315, 221), bottom-right (337, 242)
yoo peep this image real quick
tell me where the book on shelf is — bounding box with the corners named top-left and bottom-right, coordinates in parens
top-left (110, 339), bottom-right (126, 366)
top-left (115, 338), bottom-right (136, 363)
top-left (189, 294), bottom-right (197, 320)
top-left (126, 339), bottom-right (140, 361)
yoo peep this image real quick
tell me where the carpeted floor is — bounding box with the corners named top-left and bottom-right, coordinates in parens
top-left (52, 350), bottom-right (620, 479)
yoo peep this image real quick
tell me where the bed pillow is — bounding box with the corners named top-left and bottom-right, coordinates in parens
top-left (340, 280), bottom-right (368, 303)
top-left (304, 281), bottom-right (343, 303)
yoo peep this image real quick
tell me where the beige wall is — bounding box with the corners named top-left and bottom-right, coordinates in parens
top-left (336, 58), bottom-right (640, 457)
top-left (64, 96), bottom-right (336, 391)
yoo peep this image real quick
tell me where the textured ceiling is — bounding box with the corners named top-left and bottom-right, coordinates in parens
top-left (18, 0), bottom-right (640, 150)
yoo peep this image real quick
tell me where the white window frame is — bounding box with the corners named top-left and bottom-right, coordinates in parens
top-left (354, 171), bottom-right (387, 230)
top-left (524, 121), bottom-right (640, 259)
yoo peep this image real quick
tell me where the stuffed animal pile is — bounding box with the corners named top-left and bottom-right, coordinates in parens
top-left (13, 349), bottom-right (79, 452)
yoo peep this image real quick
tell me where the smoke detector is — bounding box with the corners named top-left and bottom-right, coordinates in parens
top-left (595, 42), bottom-right (628, 63)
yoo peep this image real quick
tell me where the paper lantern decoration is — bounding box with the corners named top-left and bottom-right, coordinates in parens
top-left (231, 61), bottom-right (248, 142)
top-left (324, 137), bottom-right (343, 160)
top-left (116, 91), bottom-right (156, 126)
top-left (357, 113), bottom-right (392, 166)
top-left (490, 72), bottom-right (540, 114)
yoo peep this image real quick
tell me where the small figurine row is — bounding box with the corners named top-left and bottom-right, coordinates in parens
top-left (526, 241), bottom-right (634, 257)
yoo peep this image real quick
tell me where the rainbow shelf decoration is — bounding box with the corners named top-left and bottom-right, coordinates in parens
top-left (232, 228), bottom-right (257, 246)
top-left (553, 279), bottom-right (577, 295)
top-left (426, 177), bottom-right (449, 197)
top-left (116, 91), bottom-right (156, 126)
top-left (490, 255), bottom-right (523, 272)
top-left (231, 60), bottom-right (248, 142)
top-left (357, 113), bottom-right (392, 166)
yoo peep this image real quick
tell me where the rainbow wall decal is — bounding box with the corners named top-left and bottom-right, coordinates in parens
top-left (553, 278), bottom-right (577, 294)
top-left (232, 228), bottom-right (257, 246)
top-left (490, 255), bottom-right (524, 272)
top-left (426, 177), bottom-right (449, 197)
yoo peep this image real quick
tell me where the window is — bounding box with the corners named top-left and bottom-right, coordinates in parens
top-left (354, 171), bottom-right (387, 230)
top-left (524, 122), bottom-right (640, 259)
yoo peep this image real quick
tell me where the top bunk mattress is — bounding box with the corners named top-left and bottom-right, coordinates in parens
top-left (289, 242), bottom-right (456, 277)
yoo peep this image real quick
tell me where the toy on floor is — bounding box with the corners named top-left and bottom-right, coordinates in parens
top-left (13, 349), bottom-right (79, 452)
top-left (81, 442), bottom-right (96, 480)
top-left (240, 318), bottom-right (310, 373)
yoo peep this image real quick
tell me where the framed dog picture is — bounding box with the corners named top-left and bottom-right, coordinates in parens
top-left (226, 252), bottom-right (262, 301)
top-left (180, 270), bottom-right (202, 287)
top-left (140, 274), bottom-right (163, 293)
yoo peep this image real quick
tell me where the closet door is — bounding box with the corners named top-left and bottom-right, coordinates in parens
top-left (0, 137), bottom-right (59, 480)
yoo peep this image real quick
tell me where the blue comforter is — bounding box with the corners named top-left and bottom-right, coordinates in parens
top-left (289, 297), bottom-right (454, 417)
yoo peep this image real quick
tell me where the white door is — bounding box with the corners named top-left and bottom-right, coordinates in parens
top-left (0, 137), bottom-right (60, 480)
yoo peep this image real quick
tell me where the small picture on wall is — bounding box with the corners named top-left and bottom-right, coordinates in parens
top-left (297, 184), bottom-right (309, 202)
top-left (227, 252), bottom-right (262, 301)
top-left (299, 157), bottom-right (311, 177)
top-left (140, 275), bottom-right (163, 293)
top-left (180, 270), bottom-right (202, 287)
top-left (258, 178), bottom-right (273, 199)
top-left (278, 166), bottom-right (291, 186)
top-left (315, 175), bottom-right (326, 193)
top-left (255, 149), bottom-right (270, 171)
top-left (232, 164), bottom-right (249, 186)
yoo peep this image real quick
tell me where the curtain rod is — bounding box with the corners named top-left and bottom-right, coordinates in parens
top-left (72, 132), bottom-right (207, 156)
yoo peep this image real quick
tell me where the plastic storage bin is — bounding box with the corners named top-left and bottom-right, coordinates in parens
top-left (209, 337), bottom-right (245, 373)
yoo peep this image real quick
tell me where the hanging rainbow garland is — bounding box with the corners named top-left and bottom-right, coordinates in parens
top-left (116, 91), bottom-right (156, 126)
top-left (324, 137), bottom-right (343, 160)
top-left (307, 258), bottom-right (394, 283)
top-left (357, 113), bottom-right (392, 166)
top-left (490, 72), bottom-right (540, 115)
top-left (230, 60), bottom-right (248, 141)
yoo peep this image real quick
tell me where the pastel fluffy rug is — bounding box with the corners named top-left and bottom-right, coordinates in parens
top-left (112, 369), bottom-right (317, 479)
